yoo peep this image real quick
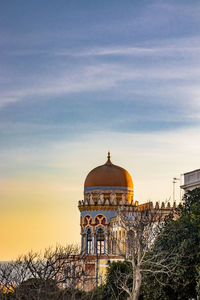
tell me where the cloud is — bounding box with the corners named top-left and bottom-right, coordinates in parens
top-left (1, 125), bottom-right (200, 202)
top-left (5, 35), bottom-right (200, 58)
top-left (0, 60), bottom-right (200, 109)
top-left (152, 1), bottom-right (200, 18)
top-left (54, 43), bottom-right (200, 58)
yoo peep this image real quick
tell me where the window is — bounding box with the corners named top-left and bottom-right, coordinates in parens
top-left (94, 215), bottom-right (106, 226)
top-left (84, 215), bottom-right (92, 226)
top-left (96, 228), bottom-right (105, 254)
top-left (85, 263), bottom-right (95, 276)
top-left (86, 228), bottom-right (92, 254)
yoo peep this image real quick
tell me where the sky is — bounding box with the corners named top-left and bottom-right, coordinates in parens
top-left (0, 0), bottom-right (200, 260)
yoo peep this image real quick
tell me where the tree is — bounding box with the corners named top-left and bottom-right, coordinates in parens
top-left (103, 261), bottom-right (132, 300)
top-left (142, 188), bottom-right (200, 299)
top-left (14, 278), bottom-right (59, 300)
top-left (0, 260), bottom-right (30, 296)
top-left (109, 205), bottom-right (180, 300)
top-left (21, 245), bottom-right (84, 289)
top-left (0, 244), bottom-right (87, 300)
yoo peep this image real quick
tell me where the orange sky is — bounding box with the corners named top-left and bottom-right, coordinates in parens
top-left (1, 129), bottom-right (200, 260)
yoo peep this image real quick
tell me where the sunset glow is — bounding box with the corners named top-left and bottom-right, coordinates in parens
top-left (0, 0), bottom-right (200, 260)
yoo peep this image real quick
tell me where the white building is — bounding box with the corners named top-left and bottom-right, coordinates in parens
top-left (181, 169), bottom-right (200, 191)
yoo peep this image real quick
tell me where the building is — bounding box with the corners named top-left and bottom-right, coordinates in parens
top-left (181, 169), bottom-right (200, 192)
top-left (78, 152), bottom-right (175, 290)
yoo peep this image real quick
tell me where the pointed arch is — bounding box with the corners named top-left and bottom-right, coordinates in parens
top-left (86, 227), bottom-right (93, 254)
top-left (96, 227), bottom-right (105, 255)
top-left (94, 214), bottom-right (107, 227)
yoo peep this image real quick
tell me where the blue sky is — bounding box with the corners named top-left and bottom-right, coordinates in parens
top-left (0, 0), bottom-right (200, 259)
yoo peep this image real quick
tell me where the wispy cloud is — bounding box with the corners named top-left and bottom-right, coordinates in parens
top-left (1, 60), bottom-right (200, 109)
top-left (54, 44), bottom-right (200, 58)
top-left (1, 125), bottom-right (200, 198)
top-left (5, 36), bottom-right (200, 58)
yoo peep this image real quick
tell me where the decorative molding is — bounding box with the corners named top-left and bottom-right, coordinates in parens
top-left (105, 198), bottom-right (110, 205)
top-left (78, 204), bottom-right (136, 212)
top-left (110, 193), bottom-right (116, 205)
top-left (85, 186), bottom-right (133, 192)
top-left (79, 205), bottom-right (118, 212)
top-left (79, 202), bottom-right (176, 212)
top-left (98, 194), bottom-right (104, 205)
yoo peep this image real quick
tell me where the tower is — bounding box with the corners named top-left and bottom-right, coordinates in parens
top-left (78, 152), bottom-right (135, 287)
top-left (77, 152), bottom-right (175, 290)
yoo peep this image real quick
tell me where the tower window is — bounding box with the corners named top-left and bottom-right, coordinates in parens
top-left (94, 214), bottom-right (106, 226)
top-left (84, 215), bottom-right (92, 226)
top-left (86, 228), bottom-right (92, 254)
top-left (96, 228), bottom-right (105, 255)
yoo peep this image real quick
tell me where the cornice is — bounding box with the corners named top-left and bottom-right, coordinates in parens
top-left (79, 205), bottom-right (118, 212)
top-left (78, 204), bottom-right (137, 212)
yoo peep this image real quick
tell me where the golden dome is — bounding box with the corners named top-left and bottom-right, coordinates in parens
top-left (84, 152), bottom-right (133, 190)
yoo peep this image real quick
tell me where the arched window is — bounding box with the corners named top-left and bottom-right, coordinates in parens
top-left (84, 215), bottom-right (92, 226)
top-left (86, 228), bottom-right (92, 254)
top-left (94, 215), bottom-right (106, 227)
top-left (96, 228), bottom-right (105, 255)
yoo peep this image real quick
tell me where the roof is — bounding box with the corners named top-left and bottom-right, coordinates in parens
top-left (84, 152), bottom-right (133, 190)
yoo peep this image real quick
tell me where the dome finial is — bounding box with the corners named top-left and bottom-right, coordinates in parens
top-left (106, 151), bottom-right (112, 164)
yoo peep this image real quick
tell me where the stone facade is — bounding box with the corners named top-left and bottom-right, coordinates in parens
top-left (77, 153), bottom-right (175, 290)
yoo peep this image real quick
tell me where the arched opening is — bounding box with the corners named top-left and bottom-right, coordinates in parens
top-left (94, 214), bottom-right (106, 226)
top-left (84, 215), bottom-right (92, 226)
top-left (96, 228), bottom-right (105, 255)
top-left (86, 228), bottom-right (92, 254)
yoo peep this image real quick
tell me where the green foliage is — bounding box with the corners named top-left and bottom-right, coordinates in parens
top-left (86, 285), bottom-right (105, 300)
top-left (142, 188), bottom-right (200, 299)
top-left (103, 261), bottom-right (132, 300)
top-left (60, 287), bottom-right (87, 300)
